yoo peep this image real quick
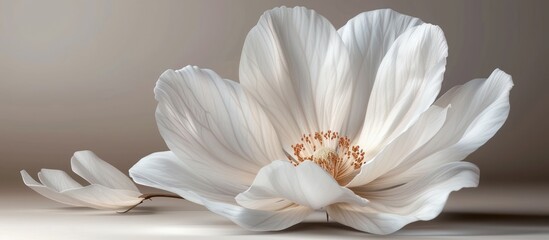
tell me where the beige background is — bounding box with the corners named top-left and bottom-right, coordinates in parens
top-left (2, 1), bottom-right (549, 239)
top-left (1, 0), bottom-right (548, 189)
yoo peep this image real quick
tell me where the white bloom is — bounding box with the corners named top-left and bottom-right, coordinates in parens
top-left (129, 7), bottom-right (513, 234)
top-left (21, 150), bottom-right (143, 211)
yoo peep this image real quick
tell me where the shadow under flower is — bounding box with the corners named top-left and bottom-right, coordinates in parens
top-left (394, 212), bottom-right (549, 237)
top-left (272, 212), bottom-right (549, 238)
top-left (39, 205), bottom-right (549, 238)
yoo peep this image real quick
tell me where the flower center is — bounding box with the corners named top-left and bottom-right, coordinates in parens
top-left (288, 131), bottom-right (365, 181)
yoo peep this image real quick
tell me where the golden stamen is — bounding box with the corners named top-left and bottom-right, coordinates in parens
top-left (287, 131), bottom-right (365, 180)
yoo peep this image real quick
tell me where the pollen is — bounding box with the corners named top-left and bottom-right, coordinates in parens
top-left (288, 131), bottom-right (365, 180)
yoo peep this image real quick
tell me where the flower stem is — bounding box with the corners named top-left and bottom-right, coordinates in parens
top-left (120, 193), bottom-right (184, 213)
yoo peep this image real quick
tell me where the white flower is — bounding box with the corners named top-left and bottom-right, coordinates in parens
top-left (129, 7), bottom-right (513, 234)
top-left (21, 150), bottom-right (143, 211)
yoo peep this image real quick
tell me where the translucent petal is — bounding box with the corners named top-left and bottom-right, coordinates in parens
top-left (240, 6), bottom-right (353, 151)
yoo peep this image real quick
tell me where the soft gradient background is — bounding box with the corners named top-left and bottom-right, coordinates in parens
top-left (2, 0), bottom-right (547, 187)
top-left (1, 0), bottom-right (549, 239)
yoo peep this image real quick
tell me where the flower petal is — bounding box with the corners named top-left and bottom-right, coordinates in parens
top-left (369, 69), bottom-right (513, 189)
top-left (130, 152), bottom-right (312, 231)
top-left (236, 160), bottom-right (368, 210)
top-left (347, 105), bottom-right (448, 187)
top-left (20, 170), bottom-right (85, 206)
top-left (191, 191), bottom-right (313, 231)
top-left (239, 6), bottom-right (353, 150)
top-left (358, 24), bottom-right (448, 152)
top-left (130, 151), bottom-right (237, 203)
top-left (71, 150), bottom-right (139, 192)
top-left (154, 66), bottom-right (285, 193)
top-left (37, 169), bottom-right (82, 191)
top-left (22, 169), bottom-right (141, 210)
top-left (338, 9), bottom-right (423, 139)
top-left (61, 184), bottom-right (142, 211)
top-left (328, 162), bottom-right (479, 234)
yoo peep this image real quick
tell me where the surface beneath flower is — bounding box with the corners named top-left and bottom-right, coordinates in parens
top-left (3, 185), bottom-right (549, 239)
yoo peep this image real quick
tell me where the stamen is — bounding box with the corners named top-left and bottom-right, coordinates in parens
top-left (287, 131), bottom-right (366, 180)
